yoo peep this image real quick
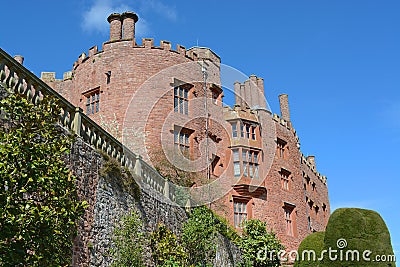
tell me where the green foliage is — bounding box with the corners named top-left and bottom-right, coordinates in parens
top-left (238, 219), bottom-right (284, 267)
top-left (294, 231), bottom-right (325, 267)
top-left (181, 206), bottom-right (241, 266)
top-left (111, 211), bottom-right (145, 267)
top-left (182, 206), bottom-right (219, 266)
top-left (150, 224), bottom-right (187, 266)
top-left (213, 212), bottom-right (240, 243)
top-left (321, 208), bottom-right (396, 267)
top-left (0, 88), bottom-right (87, 266)
top-left (99, 151), bottom-right (141, 201)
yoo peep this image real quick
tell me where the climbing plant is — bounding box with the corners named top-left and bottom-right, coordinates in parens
top-left (0, 86), bottom-right (87, 266)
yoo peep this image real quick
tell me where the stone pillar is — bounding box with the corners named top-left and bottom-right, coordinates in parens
top-left (307, 156), bottom-right (316, 168)
top-left (107, 13), bottom-right (122, 41)
top-left (121, 11), bottom-right (139, 40)
top-left (14, 55), bottom-right (24, 65)
top-left (279, 94), bottom-right (291, 122)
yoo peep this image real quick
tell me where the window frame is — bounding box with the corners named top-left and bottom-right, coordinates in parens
top-left (231, 122), bottom-right (238, 138)
top-left (233, 200), bottom-right (248, 228)
top-left (84, 87), bottom-right (101, 115)
top-left (174, 128), bottom-right (191, 157)
top-left (283, 205), bottom-right (295, 236)
top-left (233, 149), bottom-right (240, 177)
top-left (277, 138), bottom-right (287, 159)
top-left (280, 169), bottom-right (291, 191)
top-left (174, 86), bottom-right (189, 115)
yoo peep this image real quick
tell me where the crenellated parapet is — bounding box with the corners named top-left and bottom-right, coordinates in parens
top-left (71, 39), bottom-right (202, 71)
top-left (271, 112), bottom-right (326, 185)
top-left (272, 112), bottom-right (300, 146)
top-left (301, 153), bottom-right (327, 185)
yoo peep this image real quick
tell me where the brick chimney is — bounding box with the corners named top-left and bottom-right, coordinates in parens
top-left (121, 11), bottom-right (139, 40)
top-left (278, 94), bottom-right (291, 122)
top-left (107, 13), bottom-right (122, 41)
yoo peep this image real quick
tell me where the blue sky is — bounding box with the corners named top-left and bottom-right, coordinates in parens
top-left (2, 0), bottom-right (399, 261)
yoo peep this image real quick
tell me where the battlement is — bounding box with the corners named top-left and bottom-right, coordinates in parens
top-left (71, 39), bottom-right (208, 70)
top-left (301, 153), bottom-right (327, 185)
top-left (70, 11), bottom-right (221, 71)
top-left (234, 75), bottom-right (266, 110)
top-left (40, 71), bottom-right (73, 83)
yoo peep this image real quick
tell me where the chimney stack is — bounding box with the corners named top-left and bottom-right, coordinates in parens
top-left (234, 81), bottom-right (242, 106)
top-left (107, 13), bottom-right (122, 41)
top-left (121, 11), bottom-right (139, 40)
top-left (278, 94), bottom-right (291, 122)
top-left (14, 55), bottom-right (24, 65)
top-left (256, 77), bottom-right (266, 109)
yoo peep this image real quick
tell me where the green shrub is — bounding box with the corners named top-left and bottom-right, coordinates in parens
top-left (294, 231), bottom-right (325, 267)
top-left (111, 211), bottom-right (145, 267)
top-left (238, 219), bottom-right (284, 267)
top-left (321, 208), bottom-right (396, 267)
top-left (150, 224), bottom-right (187, 266)
top-left (0, 87), bottom-right (87, 266)
top-left (99, 151), bottom-right (141, 201)
top-left (182, 206), bottom-right (217, 266)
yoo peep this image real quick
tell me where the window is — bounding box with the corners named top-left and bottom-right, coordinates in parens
top-left (232, 148), bottom-right (260, 178)
top-left (174, 86), bottom-right (189, 115)
top-left (231, 122), bottom-right (238, 138)
top-left (174, 129), bottom-right (190, 156)
top-left (212, 90), bottom-right (219, 104)
top-left (236, 121), bottom-right (257, 140)
top-left (233, 149), bottom-right (240, 177)
top-left (234, 201), bottom-right (247, 228)
top-left (251, 126), bottom-right (256, 140)
top-left (284, 208), bottom-right (293, 236)
top-left (242, 149), bottom-right (259, 178)
top-left (277, 138), bottom-right (287, 159)
top-left (242, 150), bottom-right (248, 177)
top-left (84, 88), bottom-right (100, 115)
top-left (280, 169), bottom-right (290, 190)
top-left (245, 124), bottom-right (251, 139)
top-left (211, 155), bottom-right (220, 176)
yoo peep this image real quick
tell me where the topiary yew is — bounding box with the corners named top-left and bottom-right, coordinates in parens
top-left (294, 231), bottom-right (325, 267)
top-left (321, 208), bottom-right (396, 267)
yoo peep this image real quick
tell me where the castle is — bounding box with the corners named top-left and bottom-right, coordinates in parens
top-left (40, 11), bottom-right (330, 252)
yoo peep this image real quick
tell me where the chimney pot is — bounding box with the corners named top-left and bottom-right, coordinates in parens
top-left (121, 11), bottom-right (139, 40)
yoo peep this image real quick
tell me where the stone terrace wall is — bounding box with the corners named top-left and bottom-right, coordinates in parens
top-left (67, 136), bottom-right (240, 267)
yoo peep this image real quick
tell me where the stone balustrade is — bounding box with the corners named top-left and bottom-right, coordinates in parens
top-left (0, 48), bottom-right (185, 206)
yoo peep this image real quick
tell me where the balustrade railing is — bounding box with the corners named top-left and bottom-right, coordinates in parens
top-left (0, 48), bottom-right (188, 206)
